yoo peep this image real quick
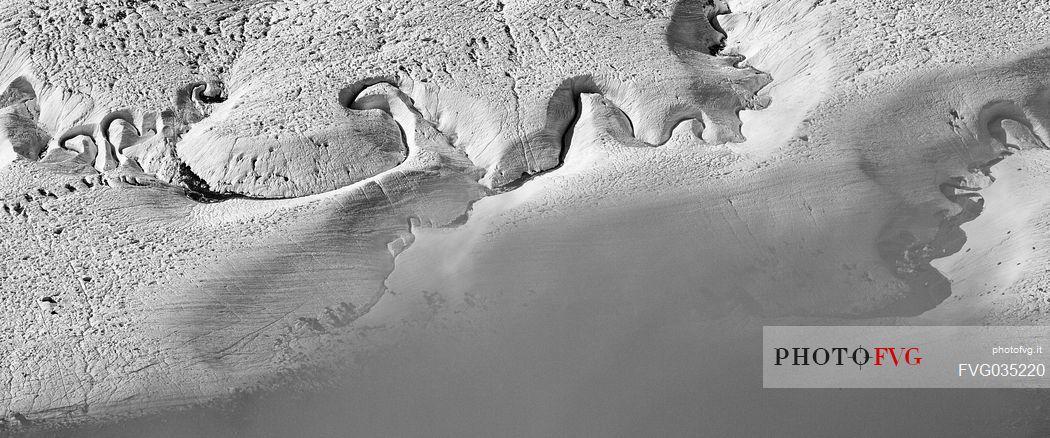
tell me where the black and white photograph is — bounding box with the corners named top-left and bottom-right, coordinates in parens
top-left (2, 0), bottom-right (1050, 436)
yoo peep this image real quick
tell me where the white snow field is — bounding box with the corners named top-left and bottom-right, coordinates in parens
top-left (2, 0), bottom-right (1050, 436)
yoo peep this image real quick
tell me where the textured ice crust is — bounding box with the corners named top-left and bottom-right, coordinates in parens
top-left (0, 0), bottom-right (768, 197)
